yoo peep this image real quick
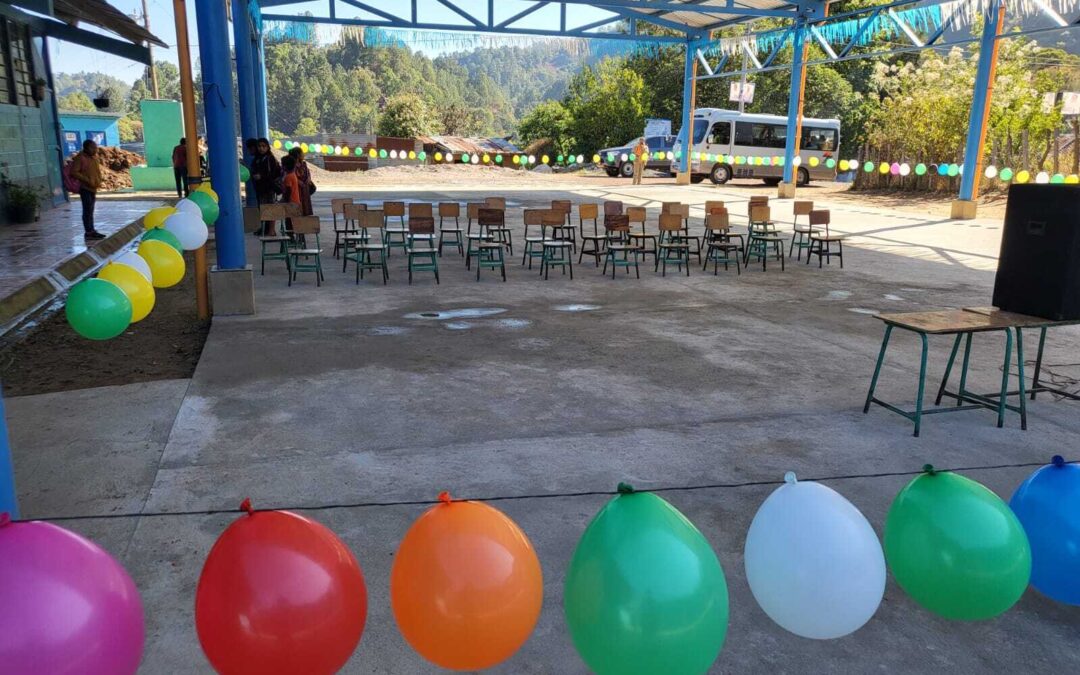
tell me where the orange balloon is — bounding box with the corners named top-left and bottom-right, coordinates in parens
top-left (390, 495), bottom-right (543, 670)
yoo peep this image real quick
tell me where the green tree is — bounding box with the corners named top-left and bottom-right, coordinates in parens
top-left (564, 60), bottom-right (648, 152)
top-left (58, 91), bottom-right (95, 112)
top-left (516, 100), bottom-right (574, 156)
top-left (440, 103), bottom-right (487, 136)
top-left (118, 115), bottom-right (143, 142)
top-left (293, 117), bottom-right (319, 136)
top-left (377, 93), bottom-right (441, 137)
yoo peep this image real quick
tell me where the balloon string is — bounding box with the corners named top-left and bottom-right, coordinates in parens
top-left (11, 459), bottom-right (1069, 524)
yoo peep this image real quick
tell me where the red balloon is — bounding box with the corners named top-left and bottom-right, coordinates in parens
top-left (195, 509), bottom-right (367, 675)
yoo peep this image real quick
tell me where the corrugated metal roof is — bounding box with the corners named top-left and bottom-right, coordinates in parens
top-left (419, 135), bottom-right (522, 155)
top-left (632, 0), bottom-right (796, 30)
top-left (52, 0), bottom-right (167, 47)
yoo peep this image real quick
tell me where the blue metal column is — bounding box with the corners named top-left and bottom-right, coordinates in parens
top-left (195, 0), bottom-right (246, 269)
top-left (232, 0), bottom-right (259, 207)
top-left (782, 20), bottom-right (808, 185)
top-left (678, 38), bottom-right (696, 176)
top-left (0, 387), bottom-right (17, 518)
top-left (958, 0), bottom-right (1004, 203)
top-left (253, 33), bottom-right (269, 139)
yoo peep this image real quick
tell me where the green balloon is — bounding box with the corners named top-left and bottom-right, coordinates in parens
top-left (915, 163), bottom-right (927, 176)
top-left (379, 149), bottom-right (388, 158)
top-left (238, 163), bottom-right (251, 182)
top-left (565, 490), bottom-right (728, 674)
top-left (66, 278), bottom-right (132, 340)
top-left (187, 190), bottom-right (219, 225)
top-left (863, 161), bottom-right (875, 173)
top-left (999, 167), bottom-right (1013, 181)
top-left (884, 469), bottom-right (1031, 621)
top-left (1051, 173), bottom-right (1065, 184)
top-left (947, 163), bottom-right (960, 177)
top-left (142, 228), bottom-right (184, 254)
top-left (825, 158), bottom-right (836, 168)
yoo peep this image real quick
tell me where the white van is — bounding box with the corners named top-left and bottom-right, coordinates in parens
top-left (672, 108), bottom-right (841, 185)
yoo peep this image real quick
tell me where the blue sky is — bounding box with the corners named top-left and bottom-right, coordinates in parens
top-left (48, 0), bottom-right (617, 78)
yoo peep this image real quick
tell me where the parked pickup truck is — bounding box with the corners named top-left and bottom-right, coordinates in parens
top-left (598, 135), bottom-right (677, 178)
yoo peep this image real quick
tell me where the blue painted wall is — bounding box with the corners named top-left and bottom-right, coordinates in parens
top-left (58, 112), bottom-right (120, 154)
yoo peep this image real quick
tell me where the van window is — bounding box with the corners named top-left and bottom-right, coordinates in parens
top-left (707, 123), bottom-right (731, 146)
top-left (801, 127), bottom-right (837, 151)
top-left (734, 122), bottom-right (754, 146)
top-left (751, 124), bottom-right (787, 148)
top-left (691, 119), bottom-right (710, 144)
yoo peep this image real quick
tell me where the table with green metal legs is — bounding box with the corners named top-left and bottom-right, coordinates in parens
top-left (863, 310), bottom-right (1021, 437)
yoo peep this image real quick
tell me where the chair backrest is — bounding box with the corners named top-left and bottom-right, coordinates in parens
top-left (384, 201), bottom-right (405, 217)
top-left (359, 210), bottom-right (384, 230)
top-left (749, 195), bottom-right (769, 207)
top-left (408, 202), bottom-right (433, 218)
top-left (478, 208), bottom-right (504, 227)
top-left (809, 209), bottom-right (830, 234)
top-left (661, 201), bottom-right (681, 214)
top-left (627, 206), bottom-right (646, 224)
top-left (658, 213), bottom-right (683, 232)
top-left (794, 200), bottom-right (814, 216)
top-left (579, 203), bottom-right (598, 220)
top-left (259, 203), bottom-right (298, 222)
top-left (603, 200), bottom-right (623, 216)
top-left (750, 204), bottom-right (771, 223)
top-left (604, 214), bottom-right (630, 233)
top-left (438, 202), bottom-right (460, 217)
top-left (331, 198), bottom-right (354, 215)
top-left (484, 197), bottom-right (506, 210)
top-left (672, 203), bottom-right (690, 219)
top-left (551, 200), bottom-right (572, 215)
top-left (409, 216), bottom-right (435, 234)
top-left (523, 209), bottom-right (545, 226)
top-left (290, 215), bottom-right (320, 235)
top-left (540, 210), bottom-right (564, 228)
top-left (343, 203), bottom-right (367, 220)
top-left (466, 202), bottom-right (484, 220)
top-left (704, 200), bottom-right (725, 215)
top-left (705, 212), bottom-right (730, 231)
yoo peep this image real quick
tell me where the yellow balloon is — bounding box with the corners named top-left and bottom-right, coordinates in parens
top-left (138, 240), bottom-right (186, 288)
top-left (144, 206), bottom-right (176, 230)
top-left (592, 154), bottom-right (601, 164)
top-left (273, 139), bottom-right (282, 149)
top-left (194, 183), bottom-right (219, 202)
top-left (879, 162), bottom-right (890, 174)
top-left (1065, 174), bottom-right (1079, 184)
top-left (99, 262), bottom-right (155, 322)
top-left (809, 156), bottom-right (819, 167)
top-left (408, 150), bottom-right (417, 160)
top-left (435, 152), bottom-right (443, 162)
top-left (1015, 170), bottom-right (1030, 184)
top-left (541, 155), bottom-right (550, 164)
top-left (369, 148), bottom-right (378, 158)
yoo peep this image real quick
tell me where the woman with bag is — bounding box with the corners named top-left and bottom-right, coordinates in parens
top-left (287, 146), bottom-right (315, 216)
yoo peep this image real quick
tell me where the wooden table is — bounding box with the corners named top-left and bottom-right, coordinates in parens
top-left (864, 308), bottom-right (1080, 436)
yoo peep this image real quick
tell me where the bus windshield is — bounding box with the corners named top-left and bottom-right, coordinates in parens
top-left (691, 119), bottom-right (710, 144)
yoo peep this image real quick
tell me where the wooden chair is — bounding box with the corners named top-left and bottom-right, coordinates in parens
top-left (807, 209), bottom-right (845, 268)
top-left (480, 199), bottom-right (513, 254)
top-left (407, 212), bottom-right (439, 284)
top-left (330, 198), bottom-right (356, 258)
top-left (790, 200), bottom-right (817, 260)
top-left (703, 212), bottom-right (741, 275)
top-left (475, 208), bottom-right (507, 281)
top-left (749, 195), bottom-right (769, 208)
top-left (704, 200), bottom-right (726, 216)
top-left (661, 201), bottom-right (681, 215)
top-left (340, 203), bottom-right (370, 264)
top-left (383, 201), bottom-right (408, 255)
top-left (258, 203), bottom-right (300, 275)
top-left (669, 203), bottom-right (701, 262)
top-left (484, 196), bottom-right (506, 210)
top-left (602, 214), bottom-right (639, 279)
top-left (551, 199), bottom-right (576, 251)
top-left (343, 209), bottom-right (389, 284)
top-left (286, 215), bottom-right (324, 287)
top-left (578, 203), bottom-right (606, 266)
top-left (603, 200), bottom-right (624, 227)
top-left (521, 208), bottom-right (546, 269)
top-left (540, 209), bottom-right (573, 279)
top-left (656, 214), bottom-right (690, 276)
top-left (438, 202), bottom-right (464, 256)
top-left (626, 206), bottom-right (656, 260)
top-left (465, 202), bottom-right (492, 269)
top-left (746, 205), bottom-right (786, 272)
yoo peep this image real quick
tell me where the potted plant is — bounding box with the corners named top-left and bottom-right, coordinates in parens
top-left (32, 78), bottom-right (46, 102)
top-left (3, 174), bottom-right (47, 223)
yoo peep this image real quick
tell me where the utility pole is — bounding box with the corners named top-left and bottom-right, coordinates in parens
top-left (738, 23), bottom-right (749, 113)
top-left (142, 0), bottom-right (159, 97)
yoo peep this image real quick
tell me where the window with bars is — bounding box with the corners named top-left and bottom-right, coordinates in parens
top-left (0, 19), bottom-right (36, 108)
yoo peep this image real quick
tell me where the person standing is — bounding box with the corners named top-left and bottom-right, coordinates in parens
top-left (632, 137), bottom-right (649, 186)
top-left (250, 138), bottom-right (281, 207)
top-left (287, 146), bottom-right (314, 216)
top-left (70, 139), bottom-right (104, 240)
top-left (171, 138), bottom-right (188, 198)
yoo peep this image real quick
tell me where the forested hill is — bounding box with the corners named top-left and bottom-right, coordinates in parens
top-left (264, 36), bottom-right (588, 139)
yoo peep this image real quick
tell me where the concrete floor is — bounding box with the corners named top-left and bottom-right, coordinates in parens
top-left (7, 181), bottom-right (1080, 673)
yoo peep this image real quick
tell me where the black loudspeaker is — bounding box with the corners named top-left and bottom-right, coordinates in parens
top-left (992, 184), bottom-right (1080, 320)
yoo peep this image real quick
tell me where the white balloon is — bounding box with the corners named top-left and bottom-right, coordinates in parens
top-left (744, 474), bottom-right (885, 639)
top-left (1036, 171), bottom-right (1050, 184)
top-left (175, 199), bottom-right (201, 217)
top-left (899, 163), bottom-right (911, 176)
top-left (163, 211), bottom-right (209, 250)
top-left (114, 251), bottom-right (152, 282)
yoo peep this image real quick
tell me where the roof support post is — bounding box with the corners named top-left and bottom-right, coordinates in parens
top-left (952, 0), bottom-right (1004, 219)
top-left (195, 0), bottom-right (246, 270)
top-left (780, 17), bottom-right (808, 196)
top-left (0, 387), bottom-right (17, 518)
top-left (233, 0), bottom-right (259, 207)
top-left (677, 35), bottom-right (702, 182)
top-left (254, 30), bottom-right (270, 139)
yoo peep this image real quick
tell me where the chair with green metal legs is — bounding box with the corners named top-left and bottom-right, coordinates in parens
top-left (464, 202), bottom-right (493, 270)
top-left (626, 206), bottom-right (657, 262)
top-left (540, 209), bottom-right (574, 280)
top-left (703, 212), bottom-right (741, 275)
top-left (406, 213), bottom-right (439, 285)
top-left (330, 197), bottom-right (356, 259)
top-left (258, 203), bottom-right (301, 276)
top-left (745, 204), bottom-right (786, 271)
top-left (343, 209), bottom-right (389, 284)
top-left (578, 203), bottom-right (606, 266)
top-left (807, 209), bottom-right (845, 268)
top-left (383, 201), bottom-right (408, 256)
top-left (484, 197), bottom-right (513, 255)
top-left (521, 208), bottom-right (547, 269)
top-left (550, 199), bottom-right (576, 252)
top-left (437, 202), bottom-right (464, 257)
top-left (286, 216), bottom-right (325, 287)
top-left (789, 200), bottom-right (817, 260)
top-left (602, 214), bottom-right (639, 279)
top-left (656, 213), bottom-right (690, 277)
top-left (475, 208), bottom-right (507, 281)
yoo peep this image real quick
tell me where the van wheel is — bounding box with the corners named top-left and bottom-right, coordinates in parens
top-left (605, 168), bottom-right (619, 177)
top-left (762, 177), bottom-right (781, 186)
top-left (797, 167), bottom-right (810, 186)
top-left (710, 164), bottom-right (731, 184)
top-left (619, 162), bottom-right (635, 178)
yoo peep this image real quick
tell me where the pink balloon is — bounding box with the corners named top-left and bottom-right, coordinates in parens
top-left (0, 519), bottom-right (144, 675)
top-left (890, 162), bottom-right (901, 176)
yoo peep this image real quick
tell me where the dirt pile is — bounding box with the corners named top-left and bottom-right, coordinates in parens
top-left (67, 146), bottom-right (144, 191)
